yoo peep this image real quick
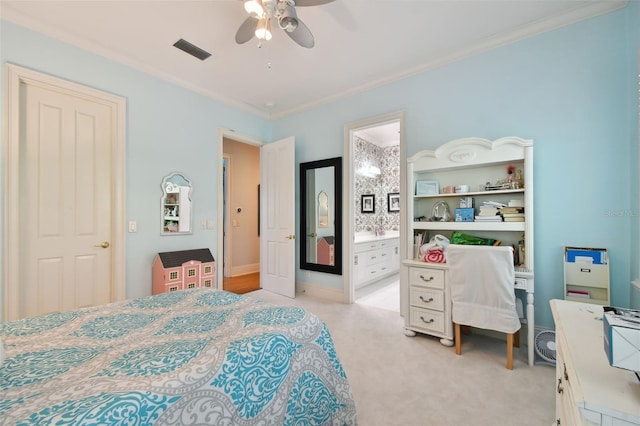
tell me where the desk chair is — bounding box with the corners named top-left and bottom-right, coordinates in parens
top-left (446, 244), bottom-right (521, 369)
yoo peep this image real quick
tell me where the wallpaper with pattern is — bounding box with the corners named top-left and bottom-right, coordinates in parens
top-left (354, 135), bottom-right (400, 232)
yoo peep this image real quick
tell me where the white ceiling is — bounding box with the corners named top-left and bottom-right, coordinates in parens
top-left (0, 0), bottom-right (625, 119)
top-left (354, 121), bottom-right (400, 147)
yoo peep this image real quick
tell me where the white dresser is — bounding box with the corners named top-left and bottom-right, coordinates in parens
top-left (550, 299), bottom-right (640, 425)
top-left (404, 262), bottom-right (452, 345)
top-left (353, 234), bottom-right (399, 289)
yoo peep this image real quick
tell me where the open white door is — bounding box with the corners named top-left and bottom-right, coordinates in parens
top-left (260, 136), bottom-right (295, 298)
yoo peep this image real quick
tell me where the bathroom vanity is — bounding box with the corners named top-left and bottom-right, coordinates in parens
top-left (353, 232), bottom-right (400, 289)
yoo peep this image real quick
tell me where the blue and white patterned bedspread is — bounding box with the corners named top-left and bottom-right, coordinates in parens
top-left (0, 288), bottom-right (357, 425)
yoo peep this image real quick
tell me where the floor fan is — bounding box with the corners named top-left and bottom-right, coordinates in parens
top-left (534, 330), bottom-right (557, 366)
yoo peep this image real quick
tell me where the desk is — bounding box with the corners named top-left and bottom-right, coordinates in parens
top-left (550, 299), bottom-right (640, 424)
top-left (402, 260), bottom-right (535, 366)
top-left (514, 267), bottom-right (535, 367)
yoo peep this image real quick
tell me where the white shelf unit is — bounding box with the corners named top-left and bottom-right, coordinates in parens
top-left (402, 136), bottom-right (536, 365)
top-left (563, 246), bottom-right (610, 305)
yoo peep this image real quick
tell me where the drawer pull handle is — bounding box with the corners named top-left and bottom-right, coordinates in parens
top-left (419, 296), bottom-right (434, 303)
top-left (419, 275), bottom-right (434, 282)
top-left (563, 363), bottom-right (569, 381)
top-left (556, 378), bottom-right (563, 394)
top-left (419, 316), bottom-right (434, 324)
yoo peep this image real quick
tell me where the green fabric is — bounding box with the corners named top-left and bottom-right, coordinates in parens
top-left (450, 231), bottom-right (496, 246)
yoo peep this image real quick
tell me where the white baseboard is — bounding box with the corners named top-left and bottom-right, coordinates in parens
top-left (229, 263), bottom-right (259, 277)
top-left (297, 280), bottom-right (345, 303)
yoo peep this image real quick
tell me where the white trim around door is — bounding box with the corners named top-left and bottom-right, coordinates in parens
top-left (343, 111), bottom-right (407, 305)
top-left (3, 63), bottom-right (126, 321)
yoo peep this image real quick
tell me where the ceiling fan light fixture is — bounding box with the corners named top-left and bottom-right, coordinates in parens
top-left (279, 5), bottom-right (298, 32)
top-left (244, 0), bottom-right (264, 18)
top-left (255, 17), bottom-right (272, 41)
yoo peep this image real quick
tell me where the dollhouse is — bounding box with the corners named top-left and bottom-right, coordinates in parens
top-left (152, 248), bottom-right (215, 294)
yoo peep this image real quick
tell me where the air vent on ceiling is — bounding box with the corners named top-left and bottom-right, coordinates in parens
top-left (173, 39), bottom-right (211, 61)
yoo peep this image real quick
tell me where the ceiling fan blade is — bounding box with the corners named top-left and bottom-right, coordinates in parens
top-left (235, 16), bottom-right (258, 44)
top-left (286, 18), bottom-right (314, 48)
top-left (293, 0), bottom-right (335, 6)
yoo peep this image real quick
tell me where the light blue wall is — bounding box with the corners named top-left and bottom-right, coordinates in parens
top-left (0, 20), bottom-right (271, 301)
top-left (274, 4), bottom-right (639, 328)
top-left (1, 3), bottom-right (638, 329)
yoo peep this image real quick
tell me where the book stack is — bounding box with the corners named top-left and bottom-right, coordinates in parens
top-left (501, 200), bottom-right (525, 222)
top-left (474, 201), bottom-right (504, 222)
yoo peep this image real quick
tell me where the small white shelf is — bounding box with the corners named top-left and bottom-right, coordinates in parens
top-left (414, 188), bottom-right (525, 199)
top-left (413, 221), bottom-right (525, 232)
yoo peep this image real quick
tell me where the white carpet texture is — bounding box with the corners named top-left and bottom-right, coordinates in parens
top-left (248, 286), bottom-right (555, 426)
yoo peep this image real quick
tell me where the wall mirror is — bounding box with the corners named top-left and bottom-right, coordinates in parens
top-left (161, 172), bottom-right (193, 235)
top-left (300, 157), bottom-right (342, 275)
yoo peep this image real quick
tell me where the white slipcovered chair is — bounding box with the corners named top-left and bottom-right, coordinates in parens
top-left (446, 244), bottom-right (521, 369)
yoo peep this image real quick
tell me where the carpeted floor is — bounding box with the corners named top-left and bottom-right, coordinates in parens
top-left (247, 288), bottom-right (556, 426)
top-left (355, 274), bottom-right (400, 312)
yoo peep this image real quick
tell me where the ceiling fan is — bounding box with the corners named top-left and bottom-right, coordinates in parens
top-left (235, 0), bottom-right (335, 48)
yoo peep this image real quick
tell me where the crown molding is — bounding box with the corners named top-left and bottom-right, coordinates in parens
top-left (1, 1), bottom-right (627, 121)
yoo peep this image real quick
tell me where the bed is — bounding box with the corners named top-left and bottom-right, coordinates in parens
top-left (0, 288), bottom-right (357, 425)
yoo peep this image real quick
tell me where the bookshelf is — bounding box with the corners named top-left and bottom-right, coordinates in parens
top-left (402, 136), bottom-right (536, 365)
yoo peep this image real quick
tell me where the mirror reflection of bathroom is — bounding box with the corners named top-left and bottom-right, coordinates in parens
top-left (300, 157), bottom-right (342, 274)
top-left (353, 120), bottom-right (401, 310)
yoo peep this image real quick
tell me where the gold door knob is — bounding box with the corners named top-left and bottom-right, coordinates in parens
top-left (95, 241), bottom-right (110, 248)
top-left (286, 235), bottom-right (295, 240)
top-left (308, 232), bottom-right (317, 238)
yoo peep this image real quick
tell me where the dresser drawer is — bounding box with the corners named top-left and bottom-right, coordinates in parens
top-left (354, 241), bottom-right (381, 253)
top-left (364, 250), bottom-right (381, 266)
top-left (410, 287), bottom-right (444, 311)
top-left (409, 267), bottom-right (444, 289)
top-left (409, 307), bottom-right (445, 333)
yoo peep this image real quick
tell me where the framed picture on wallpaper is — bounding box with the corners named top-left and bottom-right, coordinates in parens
top-left (361, 194), bottom-right (375, 213)
top-left (388, 193), bottom-right (400, 212)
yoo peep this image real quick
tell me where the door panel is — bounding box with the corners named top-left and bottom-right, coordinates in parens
top-left (260, 137), bottom-right (295, 298)
top-left (19, 83), bottom-right (112, 318)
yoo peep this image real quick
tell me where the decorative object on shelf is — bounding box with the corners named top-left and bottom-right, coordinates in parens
top-left (361, 194), bottom-right (375, 213)
top-left (484, 181), bottom-right (512, 191)
top-left (455, 208), bottom-right (474, 222)
top-left (387, 192), bottom-right (400, 212)
top-left (430, 201), bottom-right (451, 222)
top-left (460, 197), bottom-right (473, 208)
top-left (416, 180), bottom-right (439, 195)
